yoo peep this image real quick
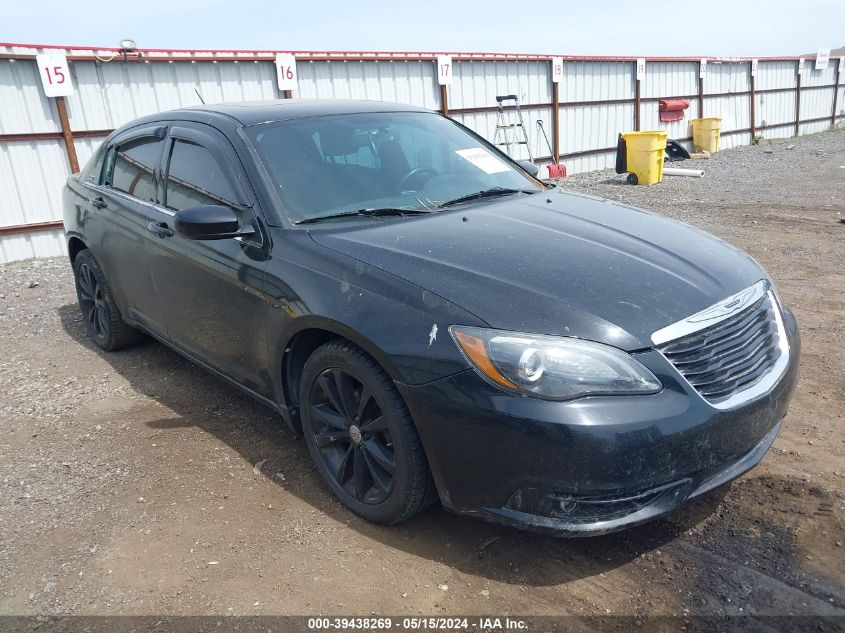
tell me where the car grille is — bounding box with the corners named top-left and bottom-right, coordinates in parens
top-left (656, 290), bottom-right (784, 405)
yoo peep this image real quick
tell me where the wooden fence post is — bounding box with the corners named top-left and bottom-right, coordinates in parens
top-left (55, 96), bottom-right (79, 173)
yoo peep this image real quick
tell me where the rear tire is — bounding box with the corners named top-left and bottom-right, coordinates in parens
top-left (72, 249), bottom-right (143, 351)
top-left (300, 339), bottom-right (436, 524)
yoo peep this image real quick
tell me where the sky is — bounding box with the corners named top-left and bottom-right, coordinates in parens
top-left (2, 0), bottom-right (843, 57)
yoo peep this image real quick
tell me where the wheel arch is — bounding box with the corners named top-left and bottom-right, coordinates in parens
top-left (67, 235), bottom-right (87, 263)
top-left (277, 317), bottom-right (407, 434)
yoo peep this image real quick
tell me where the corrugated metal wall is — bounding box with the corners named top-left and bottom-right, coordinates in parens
top-left (1, 45), bottom-right (843, 263)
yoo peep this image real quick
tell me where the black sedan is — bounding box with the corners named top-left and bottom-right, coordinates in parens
top-left (62, 100), bottom-right (800, 535)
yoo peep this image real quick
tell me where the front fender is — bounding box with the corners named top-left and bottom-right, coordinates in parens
top-left (264, 229), bottom-right (486, 420)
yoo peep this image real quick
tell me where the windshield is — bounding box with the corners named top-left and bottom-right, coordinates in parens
top-left (245, 111), bottom-right (543, 224)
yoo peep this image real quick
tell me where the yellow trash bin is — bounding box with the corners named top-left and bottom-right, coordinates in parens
top-left (621, 131), bottom-right (668, 185)
top-left (690, 117), bottom-right (722, 153)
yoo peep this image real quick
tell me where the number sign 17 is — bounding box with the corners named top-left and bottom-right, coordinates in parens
top-left (437, 55), bottom-right (453, 86)
top-left (36, 53), bottom-right (74, 98)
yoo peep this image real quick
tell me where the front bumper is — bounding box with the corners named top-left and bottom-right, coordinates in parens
top-left (397, 309), bottom-right (800, 536)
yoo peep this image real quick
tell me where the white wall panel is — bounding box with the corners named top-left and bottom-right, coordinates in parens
top-left (0, 139), bottom-right (70, 226)
top-left (642, 62), bottom-right (698, 98)
top-left (296, 60), bottom-right (439, 110)
top-left (705, 62), bottom-right (750, 94)
top-left (0, 229), bottom-right (66, 263)
top-left (800, 87), bottom-right (835, 121)
top-left (450, 61), bottom-right (550, 109)
top-left (799, 120), bottom-right (831, 135)
top-left (559, 103), bottom-right (635, 153)
top-left (800, 63), bottom-right (836, 87)
top-left (704, 94), bottom-right (750, 133)
top-left (0, 59), bottom-right (59, 133)
top-left (756, 61), bottom-right (797, 90)
top-left (756, 91), bottom-right (796, 129)
top-left (561, 61), bottom-right (634, 101)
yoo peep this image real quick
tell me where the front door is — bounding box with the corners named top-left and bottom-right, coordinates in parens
top-left (144, 124), bottom-right (272, 398)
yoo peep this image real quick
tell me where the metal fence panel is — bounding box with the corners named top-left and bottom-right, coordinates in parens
top-left (450, 61), bottom-right (550, 109)
top-left (756, 91), bottom-right (796, 131)
top-left (642, 62), bottom-right (698, 98)
top-left (705, 94), bottom-right (751, 134)
top-left (756, 61), bottom-right (796, 90)
top-left (562, 61), bottom-right (634, 101)
top-left (0, 59), bottom-right (59, 133)
top-left (0, 228), bottom-right (66, 263)
top-left (704, 62), bottom-right (750, 94)
top-left (296, 60), bottom-right (439, 109)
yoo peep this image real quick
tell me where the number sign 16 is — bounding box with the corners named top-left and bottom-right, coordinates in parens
top-left (275, 53), bottom-right (298, 91)
top-left (36, 53), bottom-right (74, 97)
top-left (437, 55), bottom-right (453, 86)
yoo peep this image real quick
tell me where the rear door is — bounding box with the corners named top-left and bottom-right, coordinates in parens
top-left (144, 123), bottom-right (273, 397)
top-left (86, 126), bottom-right (167, 333)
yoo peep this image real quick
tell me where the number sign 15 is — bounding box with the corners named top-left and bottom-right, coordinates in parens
top-left (275, 53), bottom-right (298, 91)
top-left (437, 55), bottom-right (453, 86)
top-left (36, 53), bottom-right (74, 98)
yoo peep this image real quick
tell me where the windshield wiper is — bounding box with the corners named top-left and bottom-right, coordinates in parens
top-left (438, 187), bottom-right (538, 208)
top-left (294, 207), bottom-right (432, 225)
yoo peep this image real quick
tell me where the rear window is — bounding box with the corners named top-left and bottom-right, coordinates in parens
top-left (108, 137), bottom-right (163, 202)
top-left (80, 143), bottom-right (106, 184)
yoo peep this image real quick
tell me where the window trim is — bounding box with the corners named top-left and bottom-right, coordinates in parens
top-left (165, 126), bottom-right (251, 208)
top-left (102, 125), bottom-right (168, 202)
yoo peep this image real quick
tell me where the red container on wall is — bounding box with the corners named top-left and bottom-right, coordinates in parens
top-left (658, 99), bottom-right (689, 122)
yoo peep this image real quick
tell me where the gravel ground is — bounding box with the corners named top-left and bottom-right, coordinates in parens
top-left (0, 129), bottom-right (844, 626)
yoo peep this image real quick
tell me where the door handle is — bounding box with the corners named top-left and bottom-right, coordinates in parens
top-left (91, 196), bottom-right (107, 209)
top-left (147, 221), bottom-right (174, 238)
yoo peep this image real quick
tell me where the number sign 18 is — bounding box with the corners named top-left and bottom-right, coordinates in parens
top-left (36, 53), bottom-right (74, 97)
top-left (551, 57), bottom-right (563, 83)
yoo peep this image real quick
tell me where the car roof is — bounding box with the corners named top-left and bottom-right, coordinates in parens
top-left (107, 99), bottom-right (436, 145)
top-left (183, 99), bottom-right (431, 126)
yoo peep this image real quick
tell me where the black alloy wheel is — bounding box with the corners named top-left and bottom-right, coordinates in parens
top-left (72, 249), bottom-right (143, 351)
top-left (76, 260), bottom-right (109, 343)
top-left (300, 340), bottom-right (436, 523)
top-left (309, 367), bottom-right (395, 504)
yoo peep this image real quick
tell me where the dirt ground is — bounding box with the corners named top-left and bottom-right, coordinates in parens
top-left (1, 130), bottom-right (844, 623)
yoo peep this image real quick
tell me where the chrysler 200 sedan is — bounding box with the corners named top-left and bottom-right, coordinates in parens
top-left (63, 100), bottom-right (800, 536)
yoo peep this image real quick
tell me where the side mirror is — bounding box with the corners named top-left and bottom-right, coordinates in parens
top-left (518, 160), bottom-right (540, 177)
top-left (174, 205), bottom-right (255, 240)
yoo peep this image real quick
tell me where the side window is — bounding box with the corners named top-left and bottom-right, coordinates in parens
top-left (108, 137), bottom-right (163, 202)
top-left (80, 143), bottom-right (106, 184)
top-left (164, 140), bottom-right (238, 211)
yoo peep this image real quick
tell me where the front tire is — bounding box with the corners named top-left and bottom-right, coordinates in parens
top-left (72, 249), bottom-right (143, 351)
top-left (300, 340), bottom-right (436, 524)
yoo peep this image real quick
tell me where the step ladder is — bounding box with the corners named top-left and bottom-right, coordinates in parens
top-left (493, 94), bottom-right (533, 162)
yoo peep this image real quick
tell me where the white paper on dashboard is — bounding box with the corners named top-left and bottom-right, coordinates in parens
top-left (455, 148), bottom-right (510, 174)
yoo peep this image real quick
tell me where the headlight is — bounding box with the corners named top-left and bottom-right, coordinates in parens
top-left (449, 326), bottom-right (661, 401)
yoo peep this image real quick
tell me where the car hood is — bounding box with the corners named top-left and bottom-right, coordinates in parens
top-left (309, 188), bottom-right (765, 350)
